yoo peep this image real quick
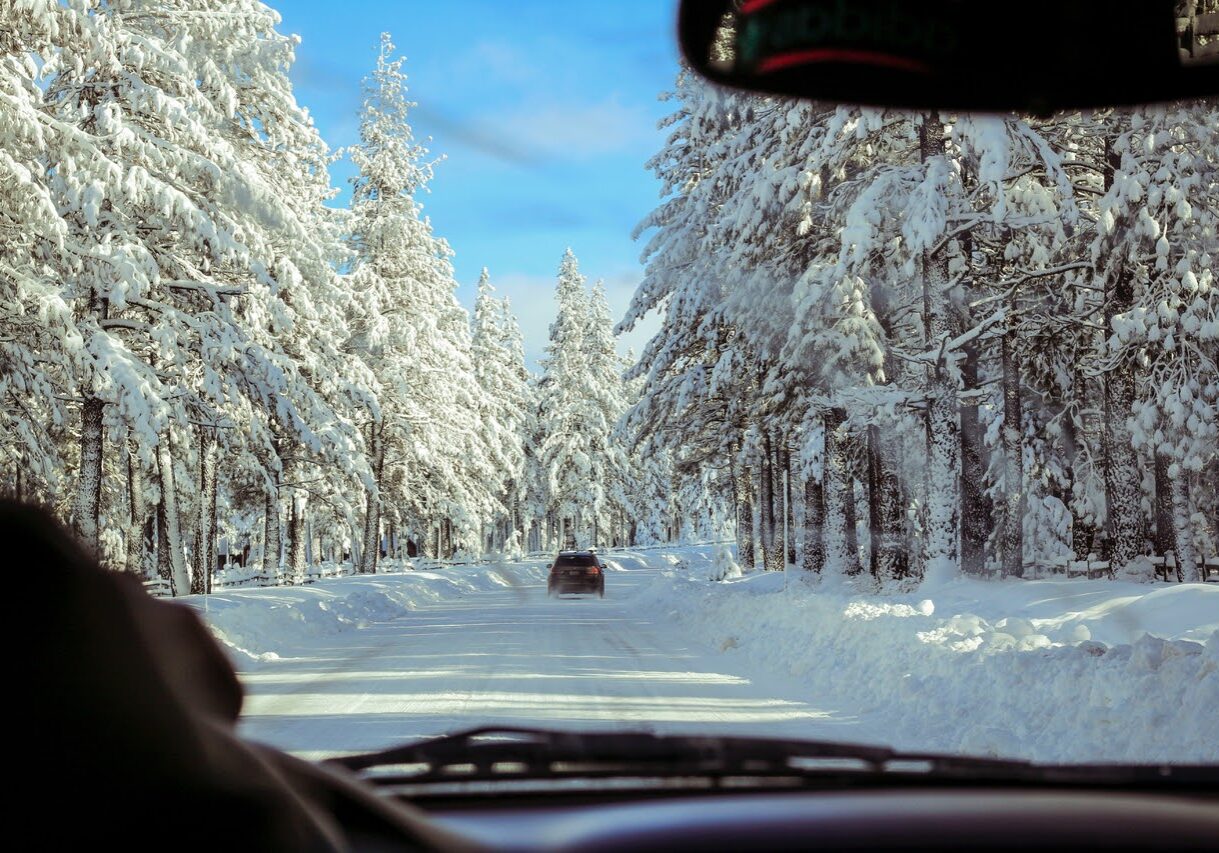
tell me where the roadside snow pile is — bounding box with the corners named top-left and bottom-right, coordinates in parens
top-left (188, 563), bottom-right (547, 665)
top-left (635, 552), bottom-right (1219, 764)
top-left (703, 543), bottom-right (743, 581)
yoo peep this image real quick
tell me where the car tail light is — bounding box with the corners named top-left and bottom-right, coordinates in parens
top-left (587, 567), bottom-right (600, 576)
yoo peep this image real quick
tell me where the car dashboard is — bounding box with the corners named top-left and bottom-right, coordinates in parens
top-left (402, 785), bottom-right (1219, 851)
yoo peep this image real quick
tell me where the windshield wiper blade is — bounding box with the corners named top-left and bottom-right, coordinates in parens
top-left (332, 725), bottom-right (898, 774)
top-left (328, 726), bottom-right (1219, 789)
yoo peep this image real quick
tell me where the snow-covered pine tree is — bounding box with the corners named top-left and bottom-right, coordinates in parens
top-left (140, 0), bottom-right (372, 586)
top-left (582, 281), bottom-right (631, 547)
top-left (38, 1), bottom-right (367, 592)
top-left (471, 269), bottom-right (529, 553)
top-left (623, 67), bottom-right (763, 566)
top-left (0, 1), bottom-right (93, 505)
top-left (538, 250), bottom-right (596, 548)
top-left (346, 34), bottom-right (493, 568)
top-left (1098, 104), bottom-right (1219, 581)
top-left (498, 296), bottom-right (533, 557)
top-left (41, 3), bottom-right (264, 590)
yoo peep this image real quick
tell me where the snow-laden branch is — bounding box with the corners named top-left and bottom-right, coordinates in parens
top-left (891, 309), bottom-right (1009, 367)
top-left (163, 280), bottom-right (248, 297)
top-left (968, 262), bottom-right (1094, 309)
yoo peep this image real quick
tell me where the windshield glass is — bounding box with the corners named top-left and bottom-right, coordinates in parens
top-left (3, 0), bottom-right (1216, 773)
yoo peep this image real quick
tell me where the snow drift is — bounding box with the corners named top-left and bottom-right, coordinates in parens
top-left (188, 562), bottom-right (549, 664)
top-left (634, 547), bottom-right (1218, 764)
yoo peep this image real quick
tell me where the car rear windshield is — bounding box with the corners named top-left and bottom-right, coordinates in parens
top-left (555, 555), bottom-right (597, 568)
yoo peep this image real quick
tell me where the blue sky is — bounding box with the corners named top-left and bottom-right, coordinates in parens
top-left (277, 0), bottom-right (681, 367)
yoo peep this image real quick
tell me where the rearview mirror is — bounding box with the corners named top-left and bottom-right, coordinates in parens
top-left (677, 0), bottom-right (1219, 113)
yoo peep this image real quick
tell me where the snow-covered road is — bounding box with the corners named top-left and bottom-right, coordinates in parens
top-left (210, 546), bottom-right (1216, 764)
top-left (235, 557), bottom-right (866, 759)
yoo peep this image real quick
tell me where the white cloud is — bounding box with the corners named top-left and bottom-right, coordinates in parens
top-left (435, 37), bottom-right (658, 164)
top-left (487, 95), bottom-right (656, 160)
top-left (465, 40), bottom-right (541, 86)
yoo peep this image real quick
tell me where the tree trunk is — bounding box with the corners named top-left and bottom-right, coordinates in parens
top-left (783, 444), bottom-right (795, 566)
top-left (919, 113), bottom-right (961, 585)
top-left (75, 284), bottom-right (109, 554)
top-left (512, 493), bottom-right (524, 555)
top-left (844, 468), bottom-right (861, 576)
top-left (923, 352), bottom-right (962, 584)
top-left (1153, 451), bottom-right (1175, 563)
top-left (263, 477), bottom-right (281, 577)
top-left (803, 465), bottom-right (825, 574)
top-left (824, 408), bottom-right (860, 578)
top-left (192, 426), bottom-right (218, 594)
top-left (868, 425), bottom-right (908, 582)
top-left (734, 444), bottom-right (756, 570)
top-left (140, 515), bottom-right (156, 579)
top-left (74, 396), bottom-right (105, 553)
top-left (1171, 475), bottom-right (1199, 583)
top-left (1101, 132), bottom-right (1148, 576)
top-left (1000, 329), bottom-right (1025, 578)
top-left (1060, 382), bottom-right (1092, 562)
top-left (156, 437), bottom-right (189, 596)
top-left (1209, 458), bottom-right (1219, 566)
top-left (126, 438), bottom-right (150, 576)
top-left (866, 427), bottom-right (882, 580)
top-left (1102, 358), bottom-right (1146, 574)
top-left (759, 432), bottom-right (780, 570)
top-left (960, 342), bottom-right (990, 574)
top-left (360, 423), bottom-right (384, 574)
top-left (287, 480), bottom-right (307, 583)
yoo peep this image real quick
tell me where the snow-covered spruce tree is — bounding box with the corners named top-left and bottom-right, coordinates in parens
top-left (347, 34), bottom-right (493, 568)
top-left (496, 295), bottom-right (532, 558)
top-left (713, 97), bottom-right (881, 581)
top-left (631, 441), bottom-right (675, 546)
top-left (582, 281), bottom-right (631, 547)
top-left (623, 67), bottom-right (764, 566)
top-left (712, 99), bottom-right (837, 575)
top-left (417, 254), bottom-right (497, 561)
top-left (34, 1), bottom-right (362, 592)
top-left (538, 250), bottom-right (596, 548)
top-left (1099, 104), bottom-right (1219, 581)
top-left (471, 270), bottom-right (529, 554)
top-left (40, 3), bottom-right (249, 590)
top-left (0, 1), bottom-right (95, 506)
top-left (1089, 112), bottom-right (1154, 578)
top-left (819, 107), bottom-right (1084, 584)
top-left (935, 114), bottom-right (1083, 579)
top-left (628, 60), bottom-right (1217, 584)
top-left (128, 0), bottom-right (373, 587)
top-left (521, 374), bottom-right (548, 553)
top-left (655, 21), bottom-right (837, 571)
top-left (752, 106), bottom-right (936, 583)
top-left (534, 255), bottom-right (639, 551)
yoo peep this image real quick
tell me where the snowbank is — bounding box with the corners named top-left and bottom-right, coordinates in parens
top-left (187, 562), bottom-right (548, 664)
top-left (186, 544), bottom-right (1215, 765)
top-left (633, 550), bottom-right (1219, 764)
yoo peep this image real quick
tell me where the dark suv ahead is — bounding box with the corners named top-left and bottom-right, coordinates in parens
top-left (547, 550), bottom-right (606, 598)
